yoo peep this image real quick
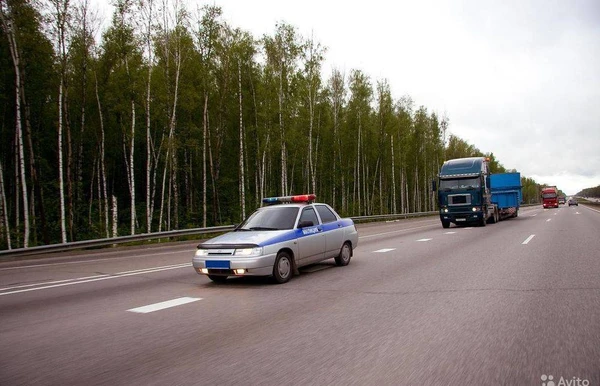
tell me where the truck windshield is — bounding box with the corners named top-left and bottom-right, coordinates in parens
top-left (439, 177), bottom-right (480, 190)
top-left (542, 193), bottom-right (557, 199)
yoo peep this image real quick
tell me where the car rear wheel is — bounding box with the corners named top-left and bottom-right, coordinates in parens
top-left (335, 242), bottom-right (352, 266)
top-left (273, 251), bottom-right (293, 284)
top-left (208, 275), bottom-right (228, 283)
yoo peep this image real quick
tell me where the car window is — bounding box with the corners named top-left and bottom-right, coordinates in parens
top-left (299, 207), bottom-right (319, 227)
top-left (240, 207), bottom-right (299, 230)
top-left (315, 205), bottom-right (337, 223)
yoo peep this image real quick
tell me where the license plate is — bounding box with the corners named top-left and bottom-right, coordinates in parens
top-left (456, 218), bottom-right (466, 222)
top-left (206, 260), bottom-right (231, 269)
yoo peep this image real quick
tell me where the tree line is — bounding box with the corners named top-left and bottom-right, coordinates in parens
top-left (0, 0), bottom-right (543, 250)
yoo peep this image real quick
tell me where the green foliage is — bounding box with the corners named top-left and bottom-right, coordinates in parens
top-left (577, 185), bottom-right (600, 197)
top-left (0, 2), bottom-right (546, 248)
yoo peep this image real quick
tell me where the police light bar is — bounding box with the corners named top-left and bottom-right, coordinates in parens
top-left (262, 194), bottom-right (316, 205)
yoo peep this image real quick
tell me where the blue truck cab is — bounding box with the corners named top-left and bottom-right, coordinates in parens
top-left (433, 157), bottom-right (521, 228)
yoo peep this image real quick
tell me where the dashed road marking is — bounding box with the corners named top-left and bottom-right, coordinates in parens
top-left (417, 238), bottom-right (432, 242)
top-left (128, 297), bottom-right (202, 314)
top-left (444, 232), bottom-right (456, 234)
top-left (522, 235), bottom-right (535, 245)
top-left (374, 248), bottom-right (396, 253)
top-left (0, 263), bottom-right (191, 296)
top-left (546, 219), bottom-right (552, 222)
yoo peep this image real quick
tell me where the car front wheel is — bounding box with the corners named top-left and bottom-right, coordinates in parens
top-left (273, 251), bottom-right (293, 284)
top-left (335, 242), bottom-right (352, 266)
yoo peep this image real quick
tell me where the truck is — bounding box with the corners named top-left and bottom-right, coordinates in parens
top-left (541, 186), bottom-right (559, 208)
top-left (433, 157), bottom-right (522, 228)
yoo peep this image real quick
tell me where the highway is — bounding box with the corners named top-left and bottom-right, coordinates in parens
top-left (1, 205), bottom-right (599, 385)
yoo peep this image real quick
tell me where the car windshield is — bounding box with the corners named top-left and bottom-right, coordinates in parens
top-left (439, 177), bottom-right (480, 190)
top-left (237, 206), bottom-right (299, 231)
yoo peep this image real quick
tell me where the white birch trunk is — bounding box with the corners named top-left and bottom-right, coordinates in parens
top-left (391, 136), bottom-right (396, 213)
top-left (95, 72), bottom-right (109, 238)
top-left (1, 9), bottom-right (29, 247)
top-left (112, 195), bottom-right (118, 237)
top-left (238, 59), bottom-right (246, 219)
top-left (279, 67), bottom-right (286, 196)
top-left (0, 160), bottom-right (11, 249)
top-left (130, 100), bottom-right (135, 235)
top-left (58, 77), bottom-right (67, 243)
top-left (202, 92), bottom-right (208, 227)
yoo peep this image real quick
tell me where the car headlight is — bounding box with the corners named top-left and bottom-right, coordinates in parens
top-left (234, 247), bottom-right (263, 257)
top-left (195, 249), bottom-right (210, 257)
top-left (472, 207), bottom-right (478, 212)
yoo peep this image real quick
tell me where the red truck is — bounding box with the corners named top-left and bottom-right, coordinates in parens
top-left (541, 186), bottom-right (559, 208)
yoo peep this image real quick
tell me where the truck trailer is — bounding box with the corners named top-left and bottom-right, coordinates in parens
top-left (433, 157), bottom-right (522, 228)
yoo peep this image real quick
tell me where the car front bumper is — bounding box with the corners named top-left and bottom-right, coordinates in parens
top-left (192, 253), bottom-right (277, 277)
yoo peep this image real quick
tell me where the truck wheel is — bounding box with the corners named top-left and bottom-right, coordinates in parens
top-left (479, 217), bottom-right (487, 227)
top-left (272, 251), bottom-right (293, 284)
top-left (442, 220), bottom-right (450, 229)
top-left (513, 210), bottom-right (518, 218)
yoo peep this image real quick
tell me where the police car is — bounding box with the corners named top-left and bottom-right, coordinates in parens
top-left (193, 194), bottom-right (359, 284)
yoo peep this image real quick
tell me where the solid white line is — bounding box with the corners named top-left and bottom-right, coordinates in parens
top-left (127, 297), bottom-right (202, 314)
top-left (522, 235), bottom-right (535, 245)
top-left (0, 249), bottom-right (196, 271)
top-left (583, 205), bottom-right (600, 214)
top-left (417, 238), bottom-right (432, 242)
top-left (359, 222), bottom-right (438, 239)
top-left (374, 248), bottom-right (396, 253)
top-left (0, 263), bottom-right (191, 296)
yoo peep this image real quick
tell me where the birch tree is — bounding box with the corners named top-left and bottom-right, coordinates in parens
top-left (0, 1), bottom-right (29, 247)
top-left (263, 22), bottom-right (302, 196)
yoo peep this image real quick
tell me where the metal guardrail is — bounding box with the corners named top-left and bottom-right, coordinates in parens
top-left (0, 211), bottom-right (438, 258)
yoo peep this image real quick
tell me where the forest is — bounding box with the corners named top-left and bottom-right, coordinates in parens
top-left (0, 0), bottom-right (544, 250)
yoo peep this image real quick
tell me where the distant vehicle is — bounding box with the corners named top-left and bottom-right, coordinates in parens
top-left (433, 157), bottom-right (521, 228)
top-left (192, 194), bottom-right (358, 284)
top-left (558, 196), bottom-right (566, 204)
top-left (568, 198), bottom-right (578, 206)
top-left (541, 186), bottom-right (559, 208)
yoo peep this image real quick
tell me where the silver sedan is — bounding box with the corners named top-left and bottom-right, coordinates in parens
top-left (192, 195), bottom-right (358, 284)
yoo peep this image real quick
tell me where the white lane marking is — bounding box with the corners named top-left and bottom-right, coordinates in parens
top-left (374, 248), bottom-right (396, 253)
top-left (522, 235), bottom-right (535, 244)
top-left (546, 219), bottom-right (552, 222)
top-left (575, 212), bottom-right (581, 215)
top-left (464, 227), bottom-right (473, 230)
top-left (444, 232), bottom-right (456, 234)
top-left (128, 297), bottom-right (202, 314)
top-left (531, 214), bottom-right (537, 217)
top-left (0, 249), bottom-right (196, 271)
top-left (359, 222), bottom-right (438, 239)
top-left (417, 238), bottom-right (432, 242)
top-left (584, 205), bottom-right (600, 214)
top-left (554, 213), bottom-right (558, 216)
top-left (0, 263), bottom-right (191, 296)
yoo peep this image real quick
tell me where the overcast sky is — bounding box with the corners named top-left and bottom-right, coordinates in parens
top-left (97, 0), bottom-right (600, 195)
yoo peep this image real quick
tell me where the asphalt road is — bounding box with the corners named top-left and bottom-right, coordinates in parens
top-left (1, 205), bottom-right (599, 385)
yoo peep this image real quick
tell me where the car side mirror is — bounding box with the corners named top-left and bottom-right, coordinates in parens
top-left (298, 220), bottom-right (314, 228)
